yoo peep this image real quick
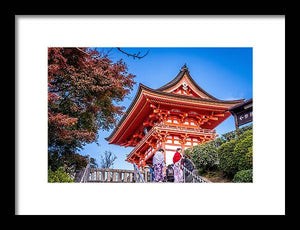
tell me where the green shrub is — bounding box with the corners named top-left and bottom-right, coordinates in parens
top-left (48, 167), bottom-right (74, 183)
top-left (184, 124), bottom-right (253, 180)
top-left (233, 129), bottom-right (253, 171)
top-left (184, 141), bottom-right (218, 172)
top-left (211, 137), bottom-right (226, 148)
top-left (220, 124), bottom-right (253, 142)
top-left (246, 146), bottom-right (253, 168)
top-left (218, 139), bottom-right (237, 177)
top-left (222, 131), bottom-right (236, 142)
top-left (233, 169), bottom-right (253, 183)
top-left (218, 129), bottom-right (253, 178)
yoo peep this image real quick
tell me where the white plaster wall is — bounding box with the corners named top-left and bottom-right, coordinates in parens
top-left (165, 150), bottom-right (175, 166)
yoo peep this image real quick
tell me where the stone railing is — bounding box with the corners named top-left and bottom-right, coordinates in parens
top-left (74, 162), bottom-right (90, 183)
top-left (182, 165), bottom-right (210, 183)
top-left (78, 165), bottom-right (210, 183)
top-left (88, 167), bottom-right (150, 183)
top-left (133, 163), bottom-right (145, 183)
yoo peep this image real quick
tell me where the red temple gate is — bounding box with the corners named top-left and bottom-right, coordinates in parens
top-left (106, 64), bottom-right (244, 168)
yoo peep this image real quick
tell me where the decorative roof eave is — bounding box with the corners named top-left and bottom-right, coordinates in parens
top-left (227, 98), bottom-right (253, 113)
top-left (105, 83), bottom-right (244, 143)
top-left (105, 83), bottom-right (145, 143)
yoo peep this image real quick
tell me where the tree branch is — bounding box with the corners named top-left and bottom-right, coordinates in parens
top-left (116, 48), bottom-right (150, 59)
top-left (75, 47), bottom-right (90, 56)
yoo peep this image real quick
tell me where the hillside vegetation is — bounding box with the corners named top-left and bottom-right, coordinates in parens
top-left (185, 124), bottom-right (253, 183)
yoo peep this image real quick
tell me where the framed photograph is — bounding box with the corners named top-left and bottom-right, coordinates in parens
top-left (16, 15), bottom-right (285, 215)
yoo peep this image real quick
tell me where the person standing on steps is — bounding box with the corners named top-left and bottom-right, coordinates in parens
top-left (173, 148), bottom-right (184, 183)
top-left (153, 148), bottom-right (166, 182)
top-left (166, 164), bottom-right (174, 182)
top-left (146, 159), bottom-right (154, 182)
top-left (182, 153), bottom-right (195, 183)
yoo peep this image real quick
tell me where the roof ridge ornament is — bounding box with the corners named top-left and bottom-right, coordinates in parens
top-left (181, 63), bottom-right (188, 72)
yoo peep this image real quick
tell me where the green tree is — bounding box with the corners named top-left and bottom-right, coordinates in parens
top-left (48, 151), bottom-right (88, 173)
top-left (185, 141), bottom-right (218, 173)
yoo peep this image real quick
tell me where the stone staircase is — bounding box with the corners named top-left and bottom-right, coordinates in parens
top-left (88, 168), bottom-right (150, 183)
top-left (75, 165), bottom-right (151, 183)
top-left (75, 163), bottom-right (210, 183)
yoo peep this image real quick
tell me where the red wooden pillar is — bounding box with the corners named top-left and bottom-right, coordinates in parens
top-left (180, 135), bottom-right (187, 154)
top-left (161, 140), bottom-right (166, 163)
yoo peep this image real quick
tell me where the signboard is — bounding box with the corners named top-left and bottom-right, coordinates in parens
top-left (235, 108), bottom-right (253, 126)
top-left (228, 98), bottom-right (253, 132)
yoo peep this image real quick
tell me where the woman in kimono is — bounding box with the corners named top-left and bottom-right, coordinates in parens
top-left (153, 148), bottom-right (166, 182)
top-left (173, 148), bottom-right (183, 183)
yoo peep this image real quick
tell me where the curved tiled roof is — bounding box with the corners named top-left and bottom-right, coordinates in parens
top-left (156, 64), bottom-right (219, 100)
top-left (228, 98), bottom-right (252, 112)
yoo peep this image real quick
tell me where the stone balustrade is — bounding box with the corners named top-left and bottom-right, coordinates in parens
top-left (88, 167), bottom-right (150, 183)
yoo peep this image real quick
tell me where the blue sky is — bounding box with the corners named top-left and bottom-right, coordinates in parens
top-left (80, 47), bottom-right (253, 170)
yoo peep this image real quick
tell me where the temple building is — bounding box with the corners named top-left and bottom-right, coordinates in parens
top-left (106, 64), bottom-right (244, 169)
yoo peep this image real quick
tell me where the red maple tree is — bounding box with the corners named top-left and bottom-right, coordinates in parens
top-left (48, 47), bottom-right (135, 171)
